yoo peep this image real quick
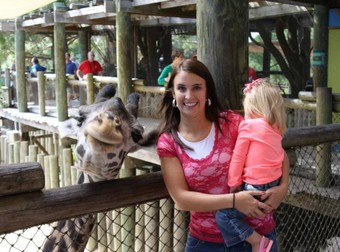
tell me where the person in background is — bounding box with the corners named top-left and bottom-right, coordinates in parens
top-left (248, 67), bottom-right (258, 82)
top-left (156, 59), bottom-right (289, 252)
top-left (76, 51), bottom-right (103, 81)
top-left (30, 57), bottom-right (46, 77)
top-left (65, 52), bottom-right (78, 75)
top-left (215, 78), bottom-right (287, 252)
top-left (157, 49), bottom-right (184, 86)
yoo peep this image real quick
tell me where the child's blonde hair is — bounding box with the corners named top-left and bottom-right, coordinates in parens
top-left (243, 78), bottom-right (286, 134)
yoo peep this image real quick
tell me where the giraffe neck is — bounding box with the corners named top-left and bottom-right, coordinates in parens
top-left (43, 172), bottom-right (97, 252)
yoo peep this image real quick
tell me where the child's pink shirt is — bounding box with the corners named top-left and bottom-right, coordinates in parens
top-left (228, 118), bottom-right (283, 188)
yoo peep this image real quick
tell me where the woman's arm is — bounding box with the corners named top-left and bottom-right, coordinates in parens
top-left (160, 156), bottom-right (271, 216)
top-left (261, 151), bottom-right (290, 209)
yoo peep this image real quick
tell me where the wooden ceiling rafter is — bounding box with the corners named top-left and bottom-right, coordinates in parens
top-left (1, 0), bottom-right (339, 33)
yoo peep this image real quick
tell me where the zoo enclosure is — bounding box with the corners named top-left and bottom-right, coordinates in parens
top-left (0, 72), bottom-right (340, 251)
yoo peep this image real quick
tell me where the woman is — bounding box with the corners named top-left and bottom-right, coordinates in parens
top-left (156, 59), bottom-right (289, 252)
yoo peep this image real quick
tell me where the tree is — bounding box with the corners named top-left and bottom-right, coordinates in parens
top-left (251, 15), bottom-right (312, 98)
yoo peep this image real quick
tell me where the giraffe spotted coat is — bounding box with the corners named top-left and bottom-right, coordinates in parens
top-left (43, 84), bottom-right (147, 252)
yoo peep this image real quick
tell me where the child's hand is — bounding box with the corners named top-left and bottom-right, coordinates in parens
top-left (260, 185), bottom-right (287, 209)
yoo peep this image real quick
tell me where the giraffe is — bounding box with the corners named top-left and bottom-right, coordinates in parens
top-left (43, 84), bottom-right (148, 251)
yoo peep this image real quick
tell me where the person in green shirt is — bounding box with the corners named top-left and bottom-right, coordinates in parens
top-left (157, 49), bottom-right (184, 86)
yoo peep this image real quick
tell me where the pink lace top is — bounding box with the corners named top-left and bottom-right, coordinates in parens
top-left (157, 110), bottom-right (243, 243)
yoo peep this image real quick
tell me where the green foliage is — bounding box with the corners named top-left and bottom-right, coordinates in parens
top-left (172, 35), bottom-right (197, 58)
top-left (0, 33), bottom-right (15, 69)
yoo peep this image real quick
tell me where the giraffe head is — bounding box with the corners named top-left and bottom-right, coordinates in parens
top-left (59, 84), bottom-right (144, 182)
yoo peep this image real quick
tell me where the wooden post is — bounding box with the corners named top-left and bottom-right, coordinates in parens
top-left (135, 168), bottom-right (147, 251)
top-left (15, 18), bottom-right (27, 112)
top-left (44, 155), bottom-right (51, 189)
top-left (197, 0), bottom-right (248, 109)
top-left (316, 87), bottom-right (332, 187)
top-left (62, 148), bottom-right (73, 186)
top-left (120, 158), bottom-right (135, 252)
top-left (20, 141), bottom-right (29, 163)
top-left (0, 135), bottom-right (6, 164)
top-left (312, 5), bottom-right (329, 89)
top-left (4, 68), bottom-right (12, 106)
top-left (86, 73), bottom-right (95, 104)
top-left (14, 141), bottom-right (21, 163)
top-left (0, 162), bottom-right (44, 196)
top-left (159, 198), bottom-right (174, 252)
top-left (28, 145), bottom-right (38, 162)
top-left (54, 21), bottom-right (68, 121)
top-left (38, 71), bottom-right (46, 116)
top-left (116, 1), bottom-right (133, 102)
top-left (78, 30), bottom-right (89, 106)
top-left (173, 209), bottom-right (188, 252)
top-left (49, 155), bottom-right (59, 188)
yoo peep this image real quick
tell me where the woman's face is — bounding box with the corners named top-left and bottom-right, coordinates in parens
top-left (172, 70), bottom-right (207, 118)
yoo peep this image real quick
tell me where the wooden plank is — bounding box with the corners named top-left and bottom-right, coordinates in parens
top-left (285, 176), bottom-right (340, 219)
top-left (0, 171), bottom-right (168, 235)
top-left (0, 163), bottom-right (44, 196)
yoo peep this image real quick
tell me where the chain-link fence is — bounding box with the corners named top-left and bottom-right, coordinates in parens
top-left (1, 141), bottom-right (339, 251)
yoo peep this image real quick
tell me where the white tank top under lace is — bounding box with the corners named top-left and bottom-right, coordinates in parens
top-left (178, 123), bottom-right (215, 159)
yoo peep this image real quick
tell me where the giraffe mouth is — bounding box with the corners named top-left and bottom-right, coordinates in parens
top-left (84, 112), bottom-right (124, 145)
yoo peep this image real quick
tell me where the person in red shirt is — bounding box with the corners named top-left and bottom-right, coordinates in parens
top-left (76, 51), bottom-right (103, 81)
top-left (248, 67), bottom-right (258, 82)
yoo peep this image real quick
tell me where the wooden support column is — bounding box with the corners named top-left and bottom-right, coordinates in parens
top-left (15, 18), bottom-right (27, 112)
top-left (54, 21), bottom-right (68, 121)
top-left (316, 87), bottom-right (332, 187)
top-left (312, 5), bottom-right (329, 89)
top-left (197, 0), bottom-right (248, 109)
top-left (78, 30), bottom-right (89, 106)
top-left (116, 0), bottom-right (133, 103)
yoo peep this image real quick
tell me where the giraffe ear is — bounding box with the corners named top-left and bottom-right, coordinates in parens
top-left (130, 123), bottom-right (144, 143)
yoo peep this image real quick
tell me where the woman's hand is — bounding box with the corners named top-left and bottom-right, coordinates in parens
top-left (235, 191), bottom-right (273, 218)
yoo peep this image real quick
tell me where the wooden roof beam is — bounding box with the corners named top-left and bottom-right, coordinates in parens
top-left (134, 17), bottom-right (195, 26)
top-left (267, 0), bottom-right (340, 8)
top-left (250, 4), bottom-right (310, 20)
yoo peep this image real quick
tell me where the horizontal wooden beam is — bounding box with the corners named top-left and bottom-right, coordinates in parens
top-left (0, 163), bottom-right (44, 196)
top-left (283, 123), bottom-right (340, 148)
top-left (0, 171), bottom-right (168, 234)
